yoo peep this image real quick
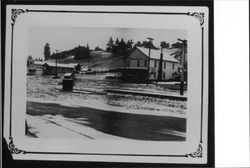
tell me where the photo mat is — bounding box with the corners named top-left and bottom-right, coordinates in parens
top-left (3, 5), bottom-right (211, 164)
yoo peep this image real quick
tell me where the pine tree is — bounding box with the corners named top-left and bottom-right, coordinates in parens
top-left (115, 38), bottom-right (120, 46)
top-left (160, 41), bottom-right (170, 48)
top-left (86, 43), bottom-right (90, 50)
top-left (134, 41), bottom-right (142, 48)
top-left (106, 37), bottom-right (114, 52)
top-left (126, 40), bottom-right (134, 49)
top-left (44, 43), bottom-right (51, 60)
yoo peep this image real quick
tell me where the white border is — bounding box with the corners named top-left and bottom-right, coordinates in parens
top-left (4, 5), bottom-right (209, 164)
top-left (215, 0), bottom-right (249, 167)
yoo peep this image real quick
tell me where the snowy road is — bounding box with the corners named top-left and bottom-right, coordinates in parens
top-left (26, 75), bottom-right (187, 141)
top-left (26, 99), bottom-right (186, 141)
top-left (26, 114), bottom-right (134, 140)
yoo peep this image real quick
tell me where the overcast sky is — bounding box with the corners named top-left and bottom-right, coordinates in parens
top-left (28, 27), bottom-right (187, 59)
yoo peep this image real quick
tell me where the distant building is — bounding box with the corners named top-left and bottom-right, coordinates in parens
top-left (167, 48), bottom-right (187, 64)
top-left (32, 60), bottom-right (44, 69)
top-left (27, 68), bottom-right (36, 75)
top-left (125, 47), bottom-right (179, 81)
top-left (27, 56), bottom-right (34, 66)
top-left (36, 62), bottom-right (81, 75)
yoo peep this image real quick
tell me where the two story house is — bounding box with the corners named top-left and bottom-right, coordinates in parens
top-left (126, 46), bottom-right (179, 81)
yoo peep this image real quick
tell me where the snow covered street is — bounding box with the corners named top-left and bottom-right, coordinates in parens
top-left (26, 74), bottom-right (187, 141)
top-left (26, 114), bottom-right (135, 140)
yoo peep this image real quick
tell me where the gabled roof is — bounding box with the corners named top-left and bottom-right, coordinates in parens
top-left (163, 48), bottom-right (182, 55)
top-left (33, 61), bottom-right (44, 65)
top-left (135, 47), bottom-right (179, 63)
top-left (43, 62), bottom-right (79, 68)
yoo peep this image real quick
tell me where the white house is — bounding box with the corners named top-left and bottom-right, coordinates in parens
top-left (126, 47), bottom-right (179, 80)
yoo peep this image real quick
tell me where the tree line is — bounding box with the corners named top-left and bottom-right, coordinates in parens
top-left (106, 37), bottom-right (182, 55)
top-left (44, 43), bottom-right (90, 60)
top-left (106, 37), bottom-right (134, 56)
top-left (43, 38), bottom-right (183, 60)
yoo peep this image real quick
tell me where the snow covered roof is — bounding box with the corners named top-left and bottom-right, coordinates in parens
top-left (135, 47), bottom-right (179, 63)
top-left (33, 61), bottom-right (45, 65)
top-left (34, 60), bottom-right (80, 67)
top-left (67, 63), bottom-right (80, 67)
top-left (64, 73), bottom-right (74, 76)
top-left (162, 48), bottom-right (182, 55)
top-left (44, 62), bottom-right (79, 68)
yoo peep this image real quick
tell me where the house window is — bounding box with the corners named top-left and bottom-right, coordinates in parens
top-left (144, 60), bottom-right (147, 67)
top-left (127, 61), bottom-right (130, 67)
top-left (154, 61), bottom-right (157, 68)
top-left (163, 72), bottom-right (166, 79)
top-left (172, 63), bottom-right (175, 69)
top-left (137, 60), bottom-right (140, 67)
top-left (150, 71), bottom-right (153, 77)
top-left (153, 72), bottom-right (156, 78)
top-left (164, 62), bottom-right (166, 69)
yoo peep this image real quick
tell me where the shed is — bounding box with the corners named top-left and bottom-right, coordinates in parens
top-left (42, 62), bottom-right (81, 75)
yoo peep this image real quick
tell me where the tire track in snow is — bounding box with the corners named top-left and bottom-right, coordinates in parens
top-left (36, 116), bottom-right (94, 139)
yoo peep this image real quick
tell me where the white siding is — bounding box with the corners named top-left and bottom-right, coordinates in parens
top-left (161, 61), bottom-right (179, 80)
top-left (149, 59), bottom-right (159, 80)
top-left (128, 48), bottom-right (179, 80)
top-left (128, 49), bottom-right (148, 68)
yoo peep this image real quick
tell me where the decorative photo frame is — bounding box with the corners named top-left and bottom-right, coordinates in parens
top-left (2, 0), bottom-right (214, 167)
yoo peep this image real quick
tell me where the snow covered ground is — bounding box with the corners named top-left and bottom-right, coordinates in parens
top-left (26, 99), bottom-right (186, 141)
top-left (26, 74), bottom-right (187, 140)
top-left (26, 114), bottom-right (136, 140)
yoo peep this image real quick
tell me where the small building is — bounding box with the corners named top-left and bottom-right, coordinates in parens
top-left (32, 61), bottom-right (45, 69)
top-left (27, 56), bottom-right (34, 66)
top-left (125, 47), bottom-right (179, 81)
top-left (42, 62), bottom-right (81, 75)
top-left (27, 68), bottom-right (36, 75)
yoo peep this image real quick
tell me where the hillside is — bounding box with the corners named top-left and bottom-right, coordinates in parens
top-left (56, 51), bottom-right (124, 70)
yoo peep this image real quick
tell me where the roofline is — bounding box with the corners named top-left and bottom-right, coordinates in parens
top-left (133, 47), bottom-right (179, 63)
top-left (149, 57), bottom-right (179, 63)
top-left (43, 63), bottom-right (76, 68)
top-left (43, 62), bottom-right (80, 65)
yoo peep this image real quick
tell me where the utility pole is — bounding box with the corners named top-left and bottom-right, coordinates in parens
top-left (147, 37), bottom-right (154, 85)
top-left (53, 49), bottom-right (59, 79)
top-left (178, 39), bottom-right (187, 95)
top-left (158, 42), bottom-right (164, 81)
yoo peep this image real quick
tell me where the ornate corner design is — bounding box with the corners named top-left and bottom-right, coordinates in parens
top-left (8, 137), bottom-right (26, 154)
top-left (187, 12), bottom-right (204, 27)
top-left (11, 9), bottom-right (28, 25)
top-left (186, 143), bottom-right (203, 158)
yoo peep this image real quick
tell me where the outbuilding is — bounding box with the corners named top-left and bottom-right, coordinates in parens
top-left (42, 62), bottom-right (81, 75)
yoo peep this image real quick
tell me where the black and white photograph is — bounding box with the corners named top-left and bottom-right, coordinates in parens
top-left (3, 4), bottom-right (212, 165)
top-left (26, 27), bottom-right (187, 141)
